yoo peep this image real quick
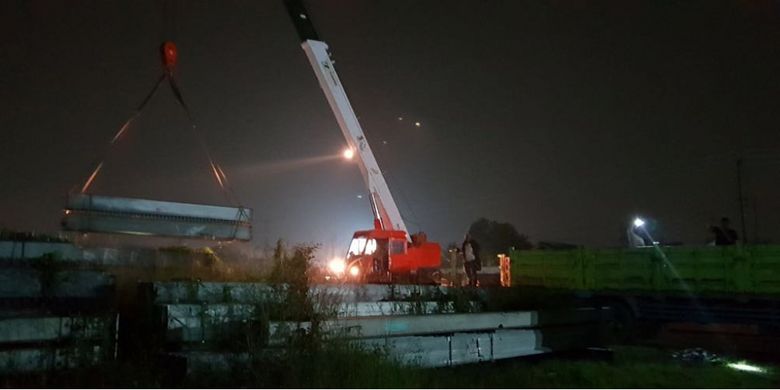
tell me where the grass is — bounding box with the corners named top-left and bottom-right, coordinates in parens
top-left (248, 344), bottom-right (779, 389)
top-left (422, 346), bottom-right (780, 388)
top-left (34, 344), bottom-right (777, 388)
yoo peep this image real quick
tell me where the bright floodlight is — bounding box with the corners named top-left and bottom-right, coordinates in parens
top-left (342, 148), bottom-right (355, 160)
top-left (328, 258), bottom-right (346, 274)
top-left (414, 121), bottom-right (421, 127)
top-left (727, 361), bottom-right (766, 374)
top-left (633, 217), bottom-right (645, 228)
top-left (349, 266), bottom-right (360, 277)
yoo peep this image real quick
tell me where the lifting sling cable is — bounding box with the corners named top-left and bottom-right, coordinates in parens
top-left (80, 73), bottom-right (167, 193)
top-left (166, 72), bottom-right (239, 205)
top-left (111, 73), bottom-right (166, 144)
top-left (79, 42), bottom-right (239, 207)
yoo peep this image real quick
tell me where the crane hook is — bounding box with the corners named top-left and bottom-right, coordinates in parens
top-left (160, 41), bottom-right (178, 74)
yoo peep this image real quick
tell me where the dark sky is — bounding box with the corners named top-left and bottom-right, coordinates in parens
top-left (2, 0), bottom-right (779, 258)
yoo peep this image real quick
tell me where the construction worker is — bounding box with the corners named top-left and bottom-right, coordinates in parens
top-left (627, 225), bottom-right (646, 248)
top-left (373, 239), bottom-right (389, 273)
top-left (711, 217), bottom-right (739, 246)
top-left (461, 234), bottom-right (481, 287)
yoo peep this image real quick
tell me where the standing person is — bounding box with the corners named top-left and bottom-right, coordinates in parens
top-left (627, 224), bottom-right (646, 248)
top-left (461, 234), bottom-right (481, 287)
top-left (712, 217), bottom-right (739, 246)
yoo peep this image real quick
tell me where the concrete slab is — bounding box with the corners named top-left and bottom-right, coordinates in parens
top-left (148, 282), bottom-right (455, 304)
top-left (358, 329), bottom-right (546, 367)
top-left (269, 307), bottom-right (608, 341)
top-left (0, 268), bottom-right (113, 299)
top-left (0, 316), bottom-right (114, 343)
top-left (49, 270), bottom-right (115, 298)
top-left (0, 345), bottom-right (104, 374)
top-left (0, 241), bottom-right (82, 261)
top-left (63, 213), bottom-right (252, 241)
top-left (0, 269), bottom-right (42, 298)
top-left (0, 241), bottom-right (158, 267)
top-left (66, 193), bottom-right (251, 221)
top-left (63, 193), bottom-right (252, 241)
top-left (161, 301), bottom-right (464, 344)
top-left (148, 282), bottom-right (277, 304)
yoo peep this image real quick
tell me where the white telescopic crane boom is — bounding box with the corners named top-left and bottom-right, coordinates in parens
top-left (286, 2), bottom-right (409, 237)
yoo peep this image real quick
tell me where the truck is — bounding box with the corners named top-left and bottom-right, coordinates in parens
top-left (283, 0), bottom-right (441, 284)
top-left (508, 245), bottom-right (780, 330)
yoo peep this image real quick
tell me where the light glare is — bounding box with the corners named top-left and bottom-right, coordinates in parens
top-left (633, 217), bottom-right (645, 228)
top-left (328, 258), bottom-right (346, 274)
top-left (727, 361), bottom-right (766, 374)
top-left (349, 266), bottom-right (360, 277)
top-left (343, 148), bottom-right (355, 160)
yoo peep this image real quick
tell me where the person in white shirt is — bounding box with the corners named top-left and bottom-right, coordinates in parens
top-left (461, 234), bottom-right (481, 287)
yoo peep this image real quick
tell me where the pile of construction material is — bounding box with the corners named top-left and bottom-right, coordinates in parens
top-left (0, 254), bottom-right (117, 375)
top-left (139, 281), bottom-right (612, 373)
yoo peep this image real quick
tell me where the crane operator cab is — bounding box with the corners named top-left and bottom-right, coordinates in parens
top-left (341, 229), bottom-right (441, 284)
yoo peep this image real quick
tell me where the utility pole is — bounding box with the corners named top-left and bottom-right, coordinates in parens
top-left (753, 200), bottom-right (759, 244)
top-left (736, 158), bottom-right (748, 244)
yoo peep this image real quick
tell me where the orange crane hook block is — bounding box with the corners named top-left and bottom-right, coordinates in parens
top-left (160, 41), bottom-right (178, 72)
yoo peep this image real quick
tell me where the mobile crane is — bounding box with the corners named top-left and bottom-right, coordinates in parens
top-left (283, 0), bottom-right (441, 283)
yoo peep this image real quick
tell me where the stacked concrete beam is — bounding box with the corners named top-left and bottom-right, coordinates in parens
top-left (0, 268), bottom-right (114, 302)
top-left (270, 308), bottom-right (607, 340)
top-left (310, 284), bottom-right (456, 302)
top-left (358, 330), bottom-right (539, 366)
top-left (146, 282), bottom-right (277, 304)
top-left (267, 308), bottom-right (609, 366)
top-left (0, 239), bottom-right (146, 267)
top-left (145, 280), bottom-right (609, 371)
top-left (0, 241), bottom-right (82, 261)
top-left (351, 311), bottom-right (605, 367)
top-left (0, 317), bottom-right (110, 343)
top-left (358, 325), bottom-right (600, 367)
top-left (159, 301), bottom-right (461, 344)
top-left (144, 281), bottom-right (471, 346)
top-left (0, 345), bottom-right (107, 374)
top-left (0, 240), bottom-right (232, 269)
top-left (146, 282), bottom-right (455, 304)
top-left (0, 260), bottom-right (117, 375)
top-left (0, 316), bottom-right (116, 374)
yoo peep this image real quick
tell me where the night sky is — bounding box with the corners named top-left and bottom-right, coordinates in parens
top-left (2, 0), bottom-right (779, 258)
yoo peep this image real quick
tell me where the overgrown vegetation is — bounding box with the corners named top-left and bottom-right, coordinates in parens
top-left (420, 346), bottom-right (780, 389)
top-left (23, 345), bottom-right (779, 388)
top-left (266, 240), bottom-right (318, 320)
top-left (468, 217), bottom-right (533, 260)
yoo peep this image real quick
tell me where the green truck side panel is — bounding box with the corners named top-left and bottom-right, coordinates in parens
top-left (509, 245), bottom-right (780, 296)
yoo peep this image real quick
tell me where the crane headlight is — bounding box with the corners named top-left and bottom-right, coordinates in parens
top-left (328, 258), bottom-right (346, 274)
top-left (349, 266), bottom-right (360, 277)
